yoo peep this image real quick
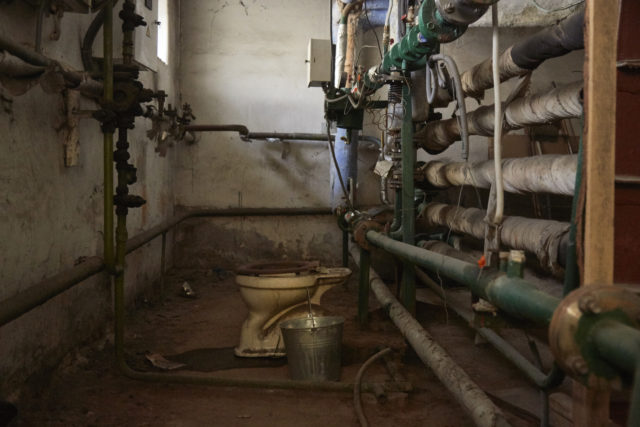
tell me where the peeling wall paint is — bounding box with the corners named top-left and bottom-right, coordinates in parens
top-left (0, 0), bottom-right (181, 397)
top-left (177, 0), bottom-right (345, 266)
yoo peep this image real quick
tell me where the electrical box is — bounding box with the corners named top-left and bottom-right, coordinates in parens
top-left (94, 0), bottom-right (158, 72)
top-left (307, 39), bottom-right (331, 88)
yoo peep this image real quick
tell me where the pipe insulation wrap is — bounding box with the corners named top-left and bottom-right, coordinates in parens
top-left (434, 9), bottom-right (584, 105)
top-left (349, 245), bottom-right (511, 427)
top-left (510, 9), bottom-right (585, 70)
top-left (417, 81), bottom-right (583, 153)
top-left (418, 203), bottom-right (570, 274)
top-left (420, 154), bottom-right (577, 196)
top-left (459, 46), bottom-right (529, 101)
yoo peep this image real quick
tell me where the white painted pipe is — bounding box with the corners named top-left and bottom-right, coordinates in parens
top-left (491, 3), bottom-right (504, 226)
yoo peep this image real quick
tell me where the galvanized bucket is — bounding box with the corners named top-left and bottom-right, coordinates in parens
top-left (280, 316), bottom-right (344, 381)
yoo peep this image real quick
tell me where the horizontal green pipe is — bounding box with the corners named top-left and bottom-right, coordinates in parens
top-left (592, 320), bottom-right (640, 376)
top-left (366, 230), bottom-right (560, 324)
top-left (414, 267), bottom-right (564, 389)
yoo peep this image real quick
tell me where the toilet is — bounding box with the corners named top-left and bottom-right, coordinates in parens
top-left (234, 260), bottom-right (351, 358)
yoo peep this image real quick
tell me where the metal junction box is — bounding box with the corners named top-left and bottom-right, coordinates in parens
top-left (307, 39), bottom-right (331, 88)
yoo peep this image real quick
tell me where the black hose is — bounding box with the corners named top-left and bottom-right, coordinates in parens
top-left (510, 9), bottom-right (584, 70)
top-left (81, 2), bottom-right (118, 72)
top-left (354, 348), bottom-right (393, 427)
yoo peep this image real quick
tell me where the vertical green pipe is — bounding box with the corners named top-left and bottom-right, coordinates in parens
top-left (358, 248), bottom-right (371, 327)
top-left (400, 64), bottom-right (416, 315)
top-left (103, 0), bottom-right (114, 269)
top-left (562, 120), bottom-right (584, 296)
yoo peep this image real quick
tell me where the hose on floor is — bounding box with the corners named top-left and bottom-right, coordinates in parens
top-left (354, 347), bottom-right (393, 427)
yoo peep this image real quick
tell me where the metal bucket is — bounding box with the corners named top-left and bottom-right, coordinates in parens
top-left (280, 316), bottom-right (344, 381)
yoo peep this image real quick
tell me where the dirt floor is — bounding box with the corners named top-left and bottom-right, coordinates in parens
top-left (12, 266), bottom-right (552, 426)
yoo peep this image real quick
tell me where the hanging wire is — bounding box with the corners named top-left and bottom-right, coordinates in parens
top-left (362, 0), bottom-right (383, 59)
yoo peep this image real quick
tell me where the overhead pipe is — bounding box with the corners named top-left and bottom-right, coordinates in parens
top-left (435, 9), bottom-right (585, 104)
top-left (0, 33), bottom-right (102, 97)
top-left (418, 202), bottom-right (570, 274)
top-left (364, 0), bottom-right (496, 88)
top-left (350, 245), bottom-right (511, 427)
top-left (417, 154), bottom-right (577, 196)
top-left (416, 81), bottom-right (583, 154)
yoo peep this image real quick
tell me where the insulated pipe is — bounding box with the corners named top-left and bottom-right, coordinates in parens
top-left (436, 9), bottom-right (585, 103)
top-left (350, 245), bottom-right (511, 427)
top-left (416, 81), bottom-right (583, 154)
top-left (0, 34), bottom-right (102, 93)
top-left (418, 203), bottom-right (570, 274)
top-left (0, 51), bottom-right (44, 77)
top-left (418, 155), bottom-right (577, 196)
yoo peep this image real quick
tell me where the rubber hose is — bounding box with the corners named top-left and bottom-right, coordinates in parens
top-left (354, 347), bottom-right (393, 427)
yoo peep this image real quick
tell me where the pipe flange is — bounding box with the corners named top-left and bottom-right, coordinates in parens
top-left (353, 220), bottom-right (383, 251)
top-left (549, 286), bottom-right (640, 388)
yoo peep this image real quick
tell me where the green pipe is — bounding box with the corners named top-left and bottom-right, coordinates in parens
top-left (592, 320), bottom-right (640, 427)
top-left (400, 70), bottom-right (416, 315)
top-left (414, 267), bottom-right (564, 390)
top-left (350, 246), bottom-right (511, 427)
top-left (366, 230), bottom-right (560, 325)
top-left (358, 248), bottom-right (371, 328)
top-left (592, 320), bottom-right (640, 377)
top-left (562, 120), bottom-right (583, 296)
top-left (103, 0), bottom-right (114, 269)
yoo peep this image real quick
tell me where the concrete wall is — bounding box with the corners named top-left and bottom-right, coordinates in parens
top-left (0, 0), bottom-right (181, 397)
top-left (175, 0), bottom-right (345, 268)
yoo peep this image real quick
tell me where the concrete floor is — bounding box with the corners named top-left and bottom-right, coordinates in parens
top-left (13, 267), bottom-right (546, 426)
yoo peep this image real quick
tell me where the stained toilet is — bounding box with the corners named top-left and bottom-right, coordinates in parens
top-left (234, 260), bottom-right (351, 357)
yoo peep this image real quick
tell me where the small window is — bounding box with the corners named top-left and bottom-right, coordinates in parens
top-left (157, 0), bottom-right (169, 64)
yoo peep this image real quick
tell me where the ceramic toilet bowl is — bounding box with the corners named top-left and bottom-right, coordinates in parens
top-left (234, 261), bottom-right (351, 358)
